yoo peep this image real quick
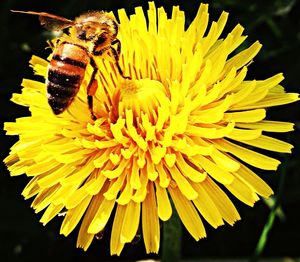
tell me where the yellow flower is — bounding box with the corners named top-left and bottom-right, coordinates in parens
top-left (4, 2), bottom-right (299, 255)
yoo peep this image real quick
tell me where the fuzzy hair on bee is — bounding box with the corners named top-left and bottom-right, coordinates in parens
top-left (11, 10), bottom-right (129, 120)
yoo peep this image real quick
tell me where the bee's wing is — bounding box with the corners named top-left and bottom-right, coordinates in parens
top-left (11, 10), bottom-right (75, 31)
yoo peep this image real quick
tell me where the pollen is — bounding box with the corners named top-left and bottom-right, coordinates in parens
top-left (116, 78), bottom-right (167, 122)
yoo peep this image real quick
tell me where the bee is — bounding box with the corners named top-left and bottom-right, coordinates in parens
top-left (12, 10), bottom-right (128, 120)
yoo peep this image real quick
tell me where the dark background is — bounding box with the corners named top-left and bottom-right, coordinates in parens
top-left (0, 0), bottom-right (299, 261)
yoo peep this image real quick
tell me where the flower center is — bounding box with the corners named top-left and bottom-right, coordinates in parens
top-left (113, 78), bottom-right (168, 124)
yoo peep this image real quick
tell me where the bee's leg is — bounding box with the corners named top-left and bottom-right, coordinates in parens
top-left (111, 39), bottom-right (130, 79)
top-left (93, 46), bottom-right (110, 56)
top-left (87, 80), bottom-right (98, 120)
top-left (87, 58), bottom-right (98, 120)
top-left (47, 38), bottom-right (59, 50)
top-left (111, 39), bottom-right (121, 56)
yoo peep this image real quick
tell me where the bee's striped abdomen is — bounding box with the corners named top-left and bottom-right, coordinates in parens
top-left (47, 42), bottom-right (89, 115)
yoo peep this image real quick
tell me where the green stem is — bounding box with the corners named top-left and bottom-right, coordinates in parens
top-left (250, 158), bottom-right (287, 262)
top-left (161, 209), bottom-right (182, 262)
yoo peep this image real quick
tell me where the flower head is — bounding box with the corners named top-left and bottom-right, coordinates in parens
top-left (4, 2), bottom-right (299, 255)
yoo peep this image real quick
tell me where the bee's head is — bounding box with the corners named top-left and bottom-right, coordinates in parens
top-left (75, 11), bottom-right (118, 41)
top-left (75, 21), bottom-right (100, 40)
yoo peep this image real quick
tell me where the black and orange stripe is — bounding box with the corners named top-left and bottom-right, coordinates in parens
top-left (47, 41), bottom-right (89, 114)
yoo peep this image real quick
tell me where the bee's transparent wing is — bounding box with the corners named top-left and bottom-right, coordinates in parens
top-left (11, 10), bottom-right (75, 31)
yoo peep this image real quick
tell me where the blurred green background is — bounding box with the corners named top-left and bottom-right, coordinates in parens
top-left (0, 0), bottom-right (299, 261)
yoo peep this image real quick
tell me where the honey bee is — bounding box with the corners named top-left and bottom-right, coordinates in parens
top-left (12, 10), bottom-right (128, 119)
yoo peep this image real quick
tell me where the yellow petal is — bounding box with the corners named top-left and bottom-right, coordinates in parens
top-left (236, 120), bottom-right (294, 133)
top-left (65, 177), bottom-right (96, 209)
top-left (130, 158), bottom-right (141, 189)
top-left (224, 41), bottom-right (262, 72)
top-left (52, 184), bottom-right (78, 206)
top-left (167, 165), bottom-right (198, 200)
top-left (60, 195), bottom-right (92, 236)
top-left (238, 135), bottom-right (293, 153)
top-left (192, 182), bottom-right (224, 228)
top-left (132, 167), bottom-right (148, 203)
top-left (225, 177), bottom-right (259, 206)
top-left (142, 183), bottom-right (160, 254)
top-left (224, 109), bottom-right (266, 122)
top-left (186, 122), bottom-right (234, 139)
top-left (88, 198), bottom-right (115, 234)
top-left (155, 181), bottom-right (172, 221)
top-left (116, 175), bottom-right (133, 205)
top-left (234, 164), bottom-right (273, 198)
top-left (103, 173), bottom-right (126, 200)
top-left (169, 186), bottom-right (206, 240)
top-left (214, 139), bottom-right (280, 170)
top-left (40, 203), bottom-right (64, 226)
top-left (31, 185), bottom-right (60, 213)
top-left (201, 177), bottom-right (240, 225)
top-left (37, 164), bottom-right (76, 188)
top-left (110, 204), bottom-right (126, 255)
top-left (22, 176), bottom-right (40, 199)
top-left (60, 158), bottom-right (96, 185)
top-left (120, 201), bottom-right (141, 243)
top-left (176, 153), bottom-right (207, 183)
top-left (156, 162), bottom-right (170, 188)
top-left (85, 171), bottom-right (107, 195)
top-left (210, 149), bottom-right (240, 172)
top-left (26, 157), bottom-right (60, 177)
top-left (235, 93), bottom-right (299, 110)
top-left (226, 128), bottom-right (262, 141)
top-left (192, 155), bottom-right (234, 184)
top-left (102, 159), bottom-right (129, 179)
top-left (77, 191), bottom-right (105, 251)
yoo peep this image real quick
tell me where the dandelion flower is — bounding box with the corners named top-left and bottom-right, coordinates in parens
top-left (4, 2), bottom-right (299, 255)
